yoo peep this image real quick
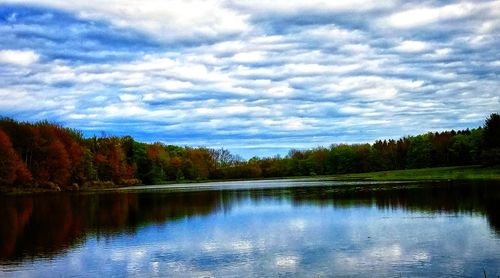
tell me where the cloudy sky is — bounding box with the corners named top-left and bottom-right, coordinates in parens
top-left (0, 1), bottom-right (499, 158)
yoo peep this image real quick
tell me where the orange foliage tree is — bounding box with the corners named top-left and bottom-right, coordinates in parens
top-left (0, 129), bottom-right (32, 186)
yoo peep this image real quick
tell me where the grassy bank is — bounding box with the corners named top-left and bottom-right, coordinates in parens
top-left (165, 165), bottom-right (500, 183)
top-left (329, 165), bottom-right (500, 181)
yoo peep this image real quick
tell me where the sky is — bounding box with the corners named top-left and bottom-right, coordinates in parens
top-left (0, 0), bottom-right (499, 158)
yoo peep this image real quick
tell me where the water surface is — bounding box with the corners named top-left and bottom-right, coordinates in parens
top-left (1, 180), bottom-right (499, 277)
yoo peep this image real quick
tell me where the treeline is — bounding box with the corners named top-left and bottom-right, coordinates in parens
top-left (0, 114), bottom-right (499, 189)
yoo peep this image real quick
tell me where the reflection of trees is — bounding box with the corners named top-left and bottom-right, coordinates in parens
top-left (227, 181), bottom-right (500, 233)
top-left (0, 198), bottom-right (33, 259)
top-left (285, 182), bottom-right (500, 234)
top-left (0, 191), bottom-right (222, 262)
top-left (0, 181), bottom-right (499, 263)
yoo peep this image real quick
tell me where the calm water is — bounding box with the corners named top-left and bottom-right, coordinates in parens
top-left (1, 179), bottom-right (499, 277)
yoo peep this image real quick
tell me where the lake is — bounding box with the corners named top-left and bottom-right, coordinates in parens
top-left (1, 179), bottom-right (499, 277)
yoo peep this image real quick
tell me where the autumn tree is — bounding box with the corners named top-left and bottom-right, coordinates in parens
top-left (0, 129), bottom-right (32, 186)
top-left (0, 119), bottom-right (38, 169)
top-left (185, 148), bottom-right (211, 180)
top-left (0, 129), bottom-right (19, 186)
top-left (90, 137), bottom-right (127, 183)
top-left (46, 139), bottom-right (72, 186)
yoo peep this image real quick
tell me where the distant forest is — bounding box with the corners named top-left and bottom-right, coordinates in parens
top-left (0, 114), bottom-right (499, 189)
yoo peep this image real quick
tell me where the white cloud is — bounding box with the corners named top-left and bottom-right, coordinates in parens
top-left (394, 40), bottom-right (430, 53)
top-left (386, 2), bottom-right (475, 28)
top-left (0, 49), bottom-right (39, 66)
top-left (234, 0), bottom-right (396, 14)
top-left (303, 24), bottom-right (365, 42)
top-left (267, 84), bottom-right (294, 97)
top-left (0, 88), bottom-right (54, 110)
top-left (231, 51), bottom-right (266, 63)
top-left (275, 255), bottom-right (298, 268)
top-left (0, 0), bottom-right (250, 41)
top-left (434, 48), bottom-right (452, 56)
top-left (339, 44), bottom-right (371, 54)
top-left (354, 87), bottom-right (398, 100)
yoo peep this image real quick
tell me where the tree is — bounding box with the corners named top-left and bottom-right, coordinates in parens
top-left (0, 129), bottom-right (19, 185)
top-left (449, 129), bottom-right (481, 165)
top-left (91, 137), bottom-right (127, 183)
top-left (0, 129), bottom-right (32, 186)
top-left (46, 139), bottom-right (71, 186)
top-left (483, 113), bottom-right (500, 149)
top-left (28, 123), bottom-right (73, 186)
top-left (406, 135), bottom-right (432, 168)
top-left (185, 148), bottom-right (211, 179)
top-left (333, 145), bottom-right (357, 173)
top-left (481, 113), bottom-right (500, 165)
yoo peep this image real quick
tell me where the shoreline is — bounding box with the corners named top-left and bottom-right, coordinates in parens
top-left (1, 165), bottom-right (499, 195)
